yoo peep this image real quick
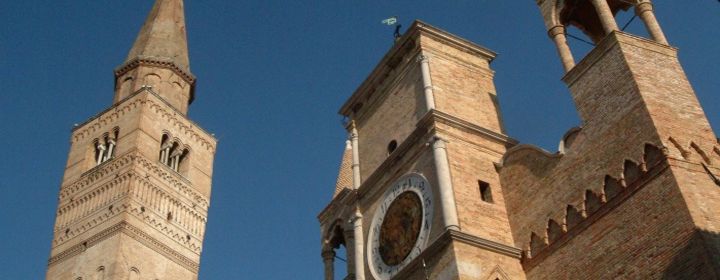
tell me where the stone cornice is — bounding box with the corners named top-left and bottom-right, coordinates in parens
top-left (317, 188), bottom-right (355, 223)
top-left (115, 56), bottom-right (196, 85)
top-left (446, 230), bottom-right (523, 258)
top-left (392, 229), bottom-right (522, 279)
top-left (420, 110), bottom-right (518, 147)
top-left (48, 221), bottom-right (199, 274)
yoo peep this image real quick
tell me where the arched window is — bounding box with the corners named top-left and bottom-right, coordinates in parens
top-left (159, 134), bottom-right (170, 164)
top-left (323, 223), bottom-right (351, 280)
top-left (546, 0), bottom-right (668, 72)
top-left (93, 128), bottom-right (119, 166)
top-left (159, 135), bottom-right (190, 173)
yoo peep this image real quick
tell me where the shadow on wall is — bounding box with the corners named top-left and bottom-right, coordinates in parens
top-left (663, 229), bottom-right (720, 279)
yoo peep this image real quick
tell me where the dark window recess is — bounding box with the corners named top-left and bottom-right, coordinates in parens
top-left (387, 140), bottom-right (398, 154)
top-left (479, 181), bottom-right (493, 203)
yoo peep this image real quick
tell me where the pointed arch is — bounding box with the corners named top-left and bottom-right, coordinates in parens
top-left (485, 265), bottom-right (512, 280)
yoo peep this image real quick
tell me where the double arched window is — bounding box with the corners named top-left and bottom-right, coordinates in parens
top-left (159, 134), bottom-right (189, 173)
top-left (93, 128), bottom-right (119, 166)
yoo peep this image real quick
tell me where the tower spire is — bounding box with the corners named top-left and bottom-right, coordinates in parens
top-left (114, 0), bottom-right (196, 113)
top-left (126, 0), bottom-right (190, 70)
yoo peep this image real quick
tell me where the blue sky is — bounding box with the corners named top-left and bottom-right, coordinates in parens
top-left (0, 1), bottom-right (718, 279)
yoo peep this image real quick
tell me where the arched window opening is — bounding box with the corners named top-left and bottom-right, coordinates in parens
top-left (159, 136), bottom-right (191, 173)
top-left (560, 0), bottom-right (632, 44)
top-left (159, 134), bottom-right (170, 164)
top-left (323, 223), bottom-right (351, 280)
top-left (93, 129), bottom-right (119, 166)
top-left (176, 148), bottom-right (190, 173)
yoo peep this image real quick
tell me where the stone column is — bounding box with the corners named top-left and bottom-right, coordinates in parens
top-left (418, 53), bottom-right (436, 112)
top-left (352, 210), bottom-right (365, 280)
top-left (161, 145), bottom-right (171, 165)
top-left (548, 25), bottom-right (575, 73)
top-left (350, 122), bottom-right (361, 189)
top-left (430, 137), bottom-right (460, 231)
top-left (591, 0), bottom-right (619, 35)
top-left (322, 249), bottom-right (336, 280)
top-left (343, 229), bottom-right (356, 279)
top-left (635, 1), bottom-right (668, 45)
top-left (96, 143), bottom-right (106, 165)
top-left (104, 139), bottom-right (116, 161)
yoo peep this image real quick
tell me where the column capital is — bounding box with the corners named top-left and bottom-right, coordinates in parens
top-left (547, 25), bottom-right (566, 38)
top-left (429, 136), bottom-right (448, 149)
top-left (635, 1), bottom-right (654, 14)
top-left (416, 53), bottom-right (430, 63)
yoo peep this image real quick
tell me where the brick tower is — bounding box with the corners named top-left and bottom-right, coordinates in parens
top-left (498, 0), bottom-right (719, 278)
top-left (46, 1), bottom-right (217, 279)
top-left (318, 21), bottom-right (526, 280)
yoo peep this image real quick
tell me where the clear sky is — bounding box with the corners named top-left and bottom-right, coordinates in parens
top-left (1, 1), bottom-right (718, 279)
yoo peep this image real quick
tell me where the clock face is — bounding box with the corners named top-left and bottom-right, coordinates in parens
top-left (368, 173), bottom-right (433, 280)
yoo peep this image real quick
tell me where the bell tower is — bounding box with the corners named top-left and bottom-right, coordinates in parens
top-left (496, 0), bottom-right (719, 278)
top-left (46, 0), bottom-right (217, 279)
top-left (318, 21), bottom-right (526, 280)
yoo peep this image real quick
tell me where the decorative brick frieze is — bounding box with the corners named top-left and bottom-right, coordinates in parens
top-left (71, 90), bottom-right (215, 153)
top-left (49, 221), bottom-right (200, 273)
top-left (60, 153), bottom-right (209, 211)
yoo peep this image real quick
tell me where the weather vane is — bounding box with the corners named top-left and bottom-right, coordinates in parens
top-left (382, 16), bottom-right (402, 41)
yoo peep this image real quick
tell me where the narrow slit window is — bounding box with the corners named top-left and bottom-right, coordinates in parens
top-left (479, 180), bottom-right (493, 203)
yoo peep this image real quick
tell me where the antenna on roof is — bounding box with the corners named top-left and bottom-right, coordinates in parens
top-left (381, 16), bottom-right (402, 42)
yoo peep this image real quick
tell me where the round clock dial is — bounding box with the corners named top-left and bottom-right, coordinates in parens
top-left (368, 173), bottom-right (433, 280)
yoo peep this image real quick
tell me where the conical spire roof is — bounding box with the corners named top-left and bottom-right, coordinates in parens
top-left (333, 140), bottom-right (354, 198)
top-left (126, 0), bottom-right (190, 70)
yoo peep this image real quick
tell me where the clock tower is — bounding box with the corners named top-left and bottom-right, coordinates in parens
top-left (318, 21), bottom-right (526, 280)
top-left (46, 0), bottom-right (217, 279)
